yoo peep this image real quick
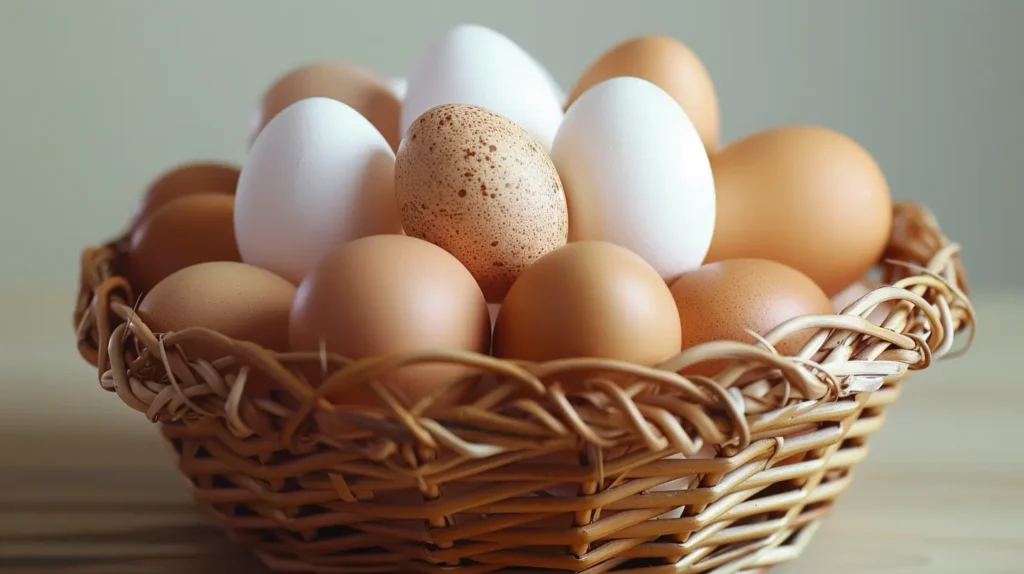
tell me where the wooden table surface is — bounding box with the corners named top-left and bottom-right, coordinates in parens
top-left (2, 287), bottom-right (1022, 573)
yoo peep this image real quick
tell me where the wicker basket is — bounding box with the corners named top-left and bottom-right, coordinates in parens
top-left (74, 201), bottom-right (974, 573)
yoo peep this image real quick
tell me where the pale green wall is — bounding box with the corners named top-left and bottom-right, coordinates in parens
top-left (2, 0), bottom-right (1020, 290)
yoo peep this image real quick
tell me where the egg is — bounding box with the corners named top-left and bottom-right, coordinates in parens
top-left (388, 77), bottom-right (407, 101)
top-left (127, 194), bottom-right (241, 295)
top-left (137, 261), bottom-right (297, 364)
top-left (668, 259), bottom-right (833, 376)
top-left (544, 74), bottom-right (567, 108)
top-left (705, 126), bottom-right (893, 296)
top-left (129, 161), bottom-right (239, 227)
top-left (402, 24), bottom-right (564, 150)
top-left (396, 104), bottom-right (567, 302)
top-left (235, 97), bottom-right (401, 284)
top-left (289, 234), bottom-right (491, 409)
top-left (494, 241), bottom-right (681, 369)
top-left (566, 35), bottom-right (720, 153)
top-left (251, 62), bottom-right (401, 150)
top-left (551, 77), bottom-right (716, 282)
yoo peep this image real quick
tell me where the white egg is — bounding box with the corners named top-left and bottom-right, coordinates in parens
top-left (402, 24), bottom-right (563, 150)
top-left (387, 77), bottom-right (407, 101)
top-left (551, 77), bottom-right (716, 282)
top-left (387, 77), bottom-right (408, 144)
top-left (235, 97), bottom-right (401, 283)
top-left (540, 71), bottom-right (566, 108)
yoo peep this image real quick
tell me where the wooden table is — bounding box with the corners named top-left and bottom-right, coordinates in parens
top-left (2, 287), bottom-right (1021, 573)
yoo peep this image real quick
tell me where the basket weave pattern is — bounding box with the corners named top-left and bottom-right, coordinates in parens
top-left (74, 202), bottom-right (973, 573)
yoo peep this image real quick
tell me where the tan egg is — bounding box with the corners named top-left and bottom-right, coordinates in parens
top-left (130, 162), bottom-right (240, 226)
top-left (137, 261), bottom-right (296, 364)
top-left (288, 234), bottom-right (491, 410)
top-left (396, 104), bottom-right (568, 302)
top-left (705, 126), bottom-right (893, 296)
top-left (566, 35), bottom-right (720, 152)
top-left (669, 258), bottom-right (833, 377)
top-left (494, 241), bottom-right (681, 370)
top-left (253, 62), bottom-right (401, 150)
top-left (127, 194), bottom-right (241, 295)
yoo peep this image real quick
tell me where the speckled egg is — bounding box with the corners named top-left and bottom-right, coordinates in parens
top-left (395, 104), bottom-right (568, 302)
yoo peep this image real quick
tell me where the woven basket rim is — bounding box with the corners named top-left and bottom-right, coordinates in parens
top-left (74, 201), bottom-right (975, 453)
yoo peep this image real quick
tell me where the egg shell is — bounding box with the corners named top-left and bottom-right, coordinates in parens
top-left (494, 241), bottom-right (682, 371)
top-left (388, 77), bottom-right (407, 101)
top-left (137, 261), bottom-right (297, 364)
top-left (402, 24), bottom-right (564, 150)
top-left (127, 194), bottom-right (241, 295)
top-left (235, 97), bottom-right (401, 284)
top-left (288, 234), bottom-right (491, 410)
top-left (552, 77), bottom-right (716, 282)
top-left (567, 35), bottom-right (720, 153)
top-left (130, 162), bottom-right (239, 226)
top-left (668, 258), bottom-right (833, 377)
top-left (252, 62), bottom-right (401, 150)
top-left (396, 104), bottom-right (567, 302)
top-left (705, 125), bottom-right (893, 296)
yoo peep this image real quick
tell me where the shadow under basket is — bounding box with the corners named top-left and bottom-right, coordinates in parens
top-left (74, 202), bottom-right (975, 574)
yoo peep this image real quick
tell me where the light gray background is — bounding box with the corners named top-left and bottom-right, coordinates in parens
top-left (2, 0), bottom-right (1020, 291)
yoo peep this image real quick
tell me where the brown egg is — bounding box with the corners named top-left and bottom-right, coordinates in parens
top-left (137, 261), bottom-right (297, 364)
top-left (130, 162), bottom-right (240, 226)
top-left (396, 104), bottom-right (568, 302)
top-left (288, 234), bottom-right (491, 409)
top-left (669, 258), bottom-right (833, 377)
top-left (494, 241), bottom-right (681, 369)
top-left (127, 194), bottom-right (241, 295)
top-left (566, 35), bottom-right (720, 152)
top-left (253, 62), bottom-right (401, 150)
top-left (705, 126), bottom-right (892, 296)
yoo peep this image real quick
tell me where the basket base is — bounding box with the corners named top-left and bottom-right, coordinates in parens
top-left (158, 378), bottom-right (887, 573)
top-left (162, 414), bottom-right (847, 574)
top-left (228, 516), bottom-right (827, 573)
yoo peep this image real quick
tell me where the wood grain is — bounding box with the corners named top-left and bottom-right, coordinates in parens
top-left (2, 287), bottom-right (1022, 572)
